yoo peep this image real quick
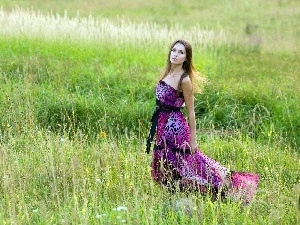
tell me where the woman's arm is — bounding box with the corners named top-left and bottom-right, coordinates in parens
top-left (181, 76), bottom-right (198, 154)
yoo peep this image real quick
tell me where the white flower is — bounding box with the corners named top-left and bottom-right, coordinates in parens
top-left (95, 214), bottom-right (106, 219)
top-left (113, 206), bottom-right (127, 211)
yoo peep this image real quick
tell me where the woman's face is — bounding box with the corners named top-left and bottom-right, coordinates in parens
top-left (169, 43), bottom-right (186, 65)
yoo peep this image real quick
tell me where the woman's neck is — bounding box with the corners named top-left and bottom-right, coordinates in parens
top-left (169, 65), bottom-right (184, 76)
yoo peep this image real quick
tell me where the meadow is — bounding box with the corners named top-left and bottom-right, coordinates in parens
top-left (0, 1), bottom-right (300, 224)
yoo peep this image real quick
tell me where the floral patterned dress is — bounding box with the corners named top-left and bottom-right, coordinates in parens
top-left (148, 80), bottom-right (259, 204)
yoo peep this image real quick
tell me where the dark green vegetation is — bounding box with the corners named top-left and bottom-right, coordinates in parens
top-left (1, 37), bottom-right (299, 149)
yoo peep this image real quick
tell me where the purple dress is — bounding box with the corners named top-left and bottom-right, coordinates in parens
top-left (150, 80), bottom-right (259, 204)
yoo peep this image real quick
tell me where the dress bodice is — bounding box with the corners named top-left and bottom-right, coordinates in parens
top-left (155, 80), bottom-right (185, 108)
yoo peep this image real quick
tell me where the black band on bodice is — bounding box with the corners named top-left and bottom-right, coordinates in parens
top-left (146, 99), bottom-right (182, 154)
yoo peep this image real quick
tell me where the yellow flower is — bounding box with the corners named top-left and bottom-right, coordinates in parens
top-left (99, 131), bottom-right (107, 139)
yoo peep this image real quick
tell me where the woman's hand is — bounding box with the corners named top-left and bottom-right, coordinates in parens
top-left (189, 140), bottom-right (198, 154)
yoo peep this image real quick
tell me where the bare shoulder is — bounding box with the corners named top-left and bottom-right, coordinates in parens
top-left (182, 76), bottom-right (191, 83)
top-left (181, 76), bottom-right (193, 91)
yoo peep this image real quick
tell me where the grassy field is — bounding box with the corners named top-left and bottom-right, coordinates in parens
top-left (0, 1), bottom-right (300, 224)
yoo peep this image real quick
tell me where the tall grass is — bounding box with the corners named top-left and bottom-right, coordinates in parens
top-left (0, 4), bottom-right (300, 224)
top-left (1, 128), bottom-right (299, 224)
top-left (0, 8), bottom-right (229, 49)
top-left (1, 0), bottom-right (299, 52)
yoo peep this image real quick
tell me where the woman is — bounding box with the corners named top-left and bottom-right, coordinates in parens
top-left (146, 39), bottom-right (259, 204)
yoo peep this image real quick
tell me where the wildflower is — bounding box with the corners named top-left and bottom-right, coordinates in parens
top-left (95, 214), bottom-right (106, 219)
top-left (113, 206), bottom-right (127, 211)
top-left (99, 131), bottom-right (107, 139)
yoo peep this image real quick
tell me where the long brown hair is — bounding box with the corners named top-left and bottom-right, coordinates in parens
top-left (160, 39), bottom-right (205, 93)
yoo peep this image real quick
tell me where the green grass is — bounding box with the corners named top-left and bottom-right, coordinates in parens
top-left (0, 1), bottom-right (300, 224)
top-left (1, 0), bottom-right (299, 51)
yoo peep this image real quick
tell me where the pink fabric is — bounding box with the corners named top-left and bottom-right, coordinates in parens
top-left (151, 149), bottom-right (260, 204)
top-left (229, 172), bottom-right (260, 204)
